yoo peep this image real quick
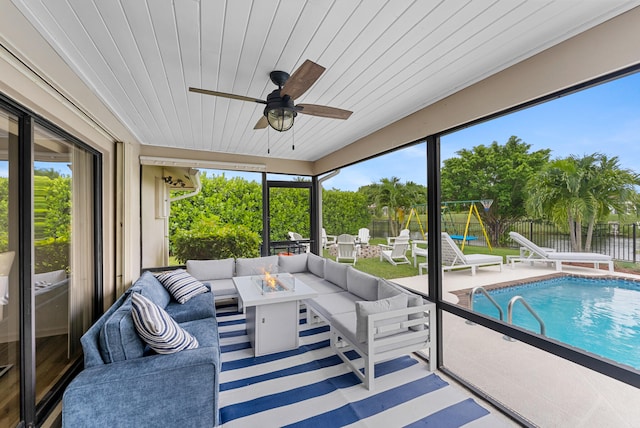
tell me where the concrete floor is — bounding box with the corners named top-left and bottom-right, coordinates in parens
top-left (392, 263), bottom-right (640, 427)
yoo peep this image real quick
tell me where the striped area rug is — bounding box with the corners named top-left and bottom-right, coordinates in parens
top-left (217, 306), bottom-right (505, 427)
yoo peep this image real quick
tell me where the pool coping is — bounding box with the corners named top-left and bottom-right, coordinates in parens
top-left (450, 272), bottom-right (640, 308)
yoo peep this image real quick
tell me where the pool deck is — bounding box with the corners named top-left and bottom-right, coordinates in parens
top-left (391, 263), bottom-right (640, 427)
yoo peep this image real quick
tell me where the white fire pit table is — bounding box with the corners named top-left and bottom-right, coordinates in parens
top-left (232, 273), bottom-right (318, 356)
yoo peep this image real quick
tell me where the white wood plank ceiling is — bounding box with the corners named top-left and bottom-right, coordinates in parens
top-left (10, 0), bottom-right (640, 162)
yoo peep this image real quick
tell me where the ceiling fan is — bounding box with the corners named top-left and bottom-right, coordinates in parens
top-left (189, 60), bottom-right (352, 132)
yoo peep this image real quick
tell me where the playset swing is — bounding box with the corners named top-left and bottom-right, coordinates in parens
top-left (403, 205), bottom-right (426, 239)
top-left (441, 200), bottom-right (493, 250)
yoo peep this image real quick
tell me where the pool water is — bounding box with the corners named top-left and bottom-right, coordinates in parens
top-left (472, 276), bottom-right (640, 370)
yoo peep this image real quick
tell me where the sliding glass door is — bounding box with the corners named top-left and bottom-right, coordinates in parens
top-left (0, 100), bottom-right (101, 426)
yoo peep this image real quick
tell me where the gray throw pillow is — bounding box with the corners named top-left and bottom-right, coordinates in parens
top-left (355, 293), bottom-right (408, 343)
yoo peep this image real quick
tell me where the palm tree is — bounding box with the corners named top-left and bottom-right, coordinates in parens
top-left (367, 177), bottom-right (424, 237)
top-left (526, 154), bottom-right (639, 251)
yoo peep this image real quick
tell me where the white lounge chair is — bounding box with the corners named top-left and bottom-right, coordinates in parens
top-left (422, 232), bottom-right (502, 275)
top-left (378, 238), bottom-right (410, 266)
top-left (387, 228), bottom-right (410, 245)
top-left (322, 228), bottom-right (337, 249)
top-left (411, 238), bottom-right (428, 267)
top-left (508, 231), bottom-right (613, 272)
top-left (357, 228), bottom-right (371, 245)
top-left (288, 231), bottom-right (311, 253)
top-left (336, 234), bottom-right (357, 265)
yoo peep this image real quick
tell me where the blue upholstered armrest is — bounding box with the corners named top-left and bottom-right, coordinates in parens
top-left (63, 347), bottom-right (220, 427)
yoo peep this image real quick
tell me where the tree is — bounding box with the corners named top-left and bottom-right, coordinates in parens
top-left (362, 177), bottom-right (426, 236)
top-left (441, 136), bottom-right (551, 244)
top-left (526, 153), bottom-right (640, 251)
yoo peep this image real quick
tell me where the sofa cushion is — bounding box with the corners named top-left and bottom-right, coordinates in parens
top-left (186, 258), bottom-right (235, 280)
top-left (165, 291), bottom-right (216, 323)
top-left (278, 253), bottom-right (308, 273)
top-left (236, 256), bottom-right (279, 276)
top-left (131, 293), bottom-right (199, 354)
top-left (377, 278), bottom-right (402, 300)
top-left (306, 291), bottom-right (360, 321)
top-left (294, 272), bottom-right (343, 294)
top-left (355, 293), bottom-right (408, 343)
top-left (307, 253), bottom-right (325, 277)
top-left (154, 269), bottom-right (209, 304)
top-left (98, 297), bottom-right (145, 363)
top-left (379, 279), bottom-right (426, 331)
top-left (136, 271), bottom-right (171, 308)
top-left (346, 267), bottom-right (378, 301)
top-left (207, 278), bottom-right (238, 299)
top-left (324, 259), bottom-right (348, 290)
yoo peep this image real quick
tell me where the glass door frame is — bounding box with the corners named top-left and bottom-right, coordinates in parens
top-left (261, 175), bottom-right (319, 256)
top-left (0, 92), bottom-right (103, 427)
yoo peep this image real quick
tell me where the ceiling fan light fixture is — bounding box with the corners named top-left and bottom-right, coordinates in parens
top-left (265, 92), bottom-right (297, 132)
top-left (266, 107), bottom-right (296, 131)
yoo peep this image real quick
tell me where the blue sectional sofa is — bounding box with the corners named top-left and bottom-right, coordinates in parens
top-left (62, 271), bottom-right (221, 428)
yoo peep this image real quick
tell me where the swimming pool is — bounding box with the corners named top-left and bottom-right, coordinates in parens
top-left (472, 276), bottom-right (640, 370)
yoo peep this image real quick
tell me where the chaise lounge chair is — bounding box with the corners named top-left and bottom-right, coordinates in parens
top-left (508, 231), bottom-right (613, 272)
top-left (420, 232), bottom-right (502, 275)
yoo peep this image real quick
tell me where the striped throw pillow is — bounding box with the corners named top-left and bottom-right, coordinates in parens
top-left (130, 293), bottom-right (199, 354)
top-left (154, 269), bottom-right (209, 304)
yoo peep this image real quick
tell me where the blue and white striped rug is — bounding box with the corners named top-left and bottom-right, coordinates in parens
top-left (217, 306), bottom-right (505, 427)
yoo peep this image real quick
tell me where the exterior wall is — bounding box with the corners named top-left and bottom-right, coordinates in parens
top-left (141, 166), bottom-right (170, 269)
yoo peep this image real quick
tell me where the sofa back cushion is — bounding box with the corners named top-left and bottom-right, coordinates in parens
top-left (236, 256), bottom-right (279, 276)
top-left (187, 258), bottom-right (235, 280)
top-left (324, 259), bottom-right (348, 290)
top-left (98, 296), bottom-right (145, 363)
top-left (377, 279), bottom-right (402, 300)
top-left (378, 279), bottom-right (426, 331)
top-left (136, 271), bottom-right (171, 308)
top-left (355, 293), bottom-right (408, 343)
top-left (307, 253), bottom-right (325, 277)
top-left (347, 267), bottom-right (378, 301)
top-left (278, 253), bottom-right (308, 273)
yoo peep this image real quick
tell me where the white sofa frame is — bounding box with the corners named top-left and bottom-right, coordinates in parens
top-left (307, 300), bottom-right (436, 390)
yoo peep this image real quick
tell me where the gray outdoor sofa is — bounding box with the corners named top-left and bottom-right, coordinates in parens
top-left (188, 252), bottom-right (436, 390)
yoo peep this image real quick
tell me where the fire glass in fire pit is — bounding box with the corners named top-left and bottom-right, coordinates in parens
top-left (252, 272), bottom-right (296, 294)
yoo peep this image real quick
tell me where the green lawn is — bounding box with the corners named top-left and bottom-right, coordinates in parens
top-left (324, 238), bottom-right (519, 280)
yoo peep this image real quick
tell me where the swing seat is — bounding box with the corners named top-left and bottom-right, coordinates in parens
top-left (450, 235), bottom-right (478, 241)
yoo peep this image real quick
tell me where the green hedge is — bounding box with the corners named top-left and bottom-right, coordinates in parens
top-left (172, 218), bottom-right (261, 262)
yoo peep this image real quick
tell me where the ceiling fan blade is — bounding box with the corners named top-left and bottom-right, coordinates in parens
top-left (297, 104), bottom-right (353, 120)
top-left (254, 115), bottom-right (268, 129)
top-left (189, 87), bottom-right (266, 104)
top-left (281, 60), bottom-right (325, 100)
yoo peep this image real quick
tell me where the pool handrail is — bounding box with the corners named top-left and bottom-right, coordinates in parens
top-left (507, 296), bottom-right (546, 336)
top-left (469, 286), bottom-right (504, 321)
